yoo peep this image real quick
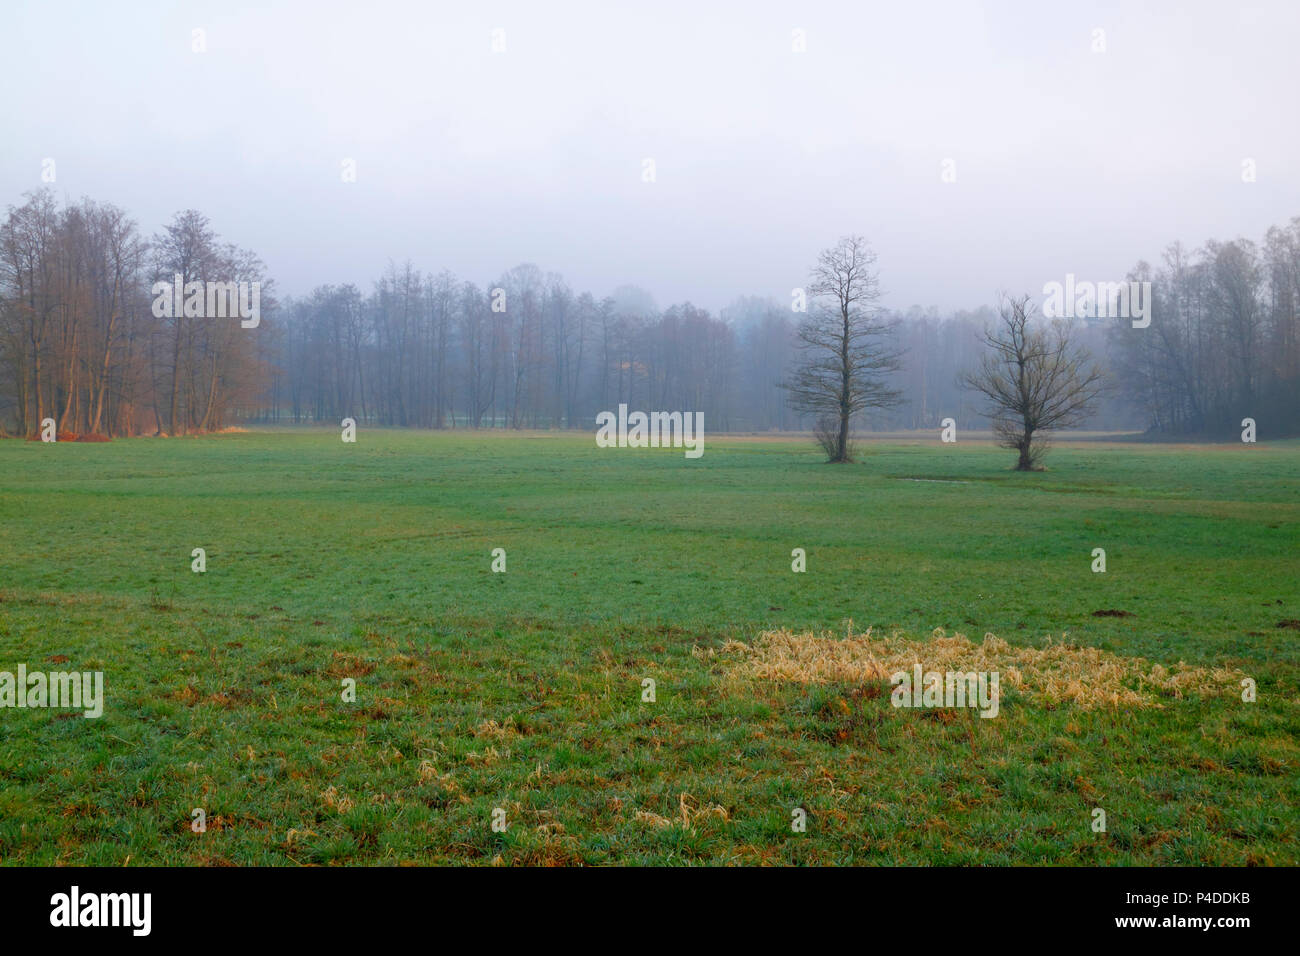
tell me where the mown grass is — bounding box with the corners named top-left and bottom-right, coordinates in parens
top-left (0, 429), bottom-right (1295, 865)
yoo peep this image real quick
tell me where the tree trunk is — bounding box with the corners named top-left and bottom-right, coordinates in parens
top-left (169, 318), bottom-right (182, 435)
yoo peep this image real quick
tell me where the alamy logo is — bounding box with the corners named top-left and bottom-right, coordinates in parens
top-left (595, 403), bottom-right (704, 459)
top-left (890, 665), bottom-right (1000, 718)
top-left (50, 886), bottom-right (151, 936)
top-left (0, 665), bottom-right (104, 718)
top-left (1042, 274), bottom-right (1151, 328)
top-left (151, 274), bottom-right (261, 328)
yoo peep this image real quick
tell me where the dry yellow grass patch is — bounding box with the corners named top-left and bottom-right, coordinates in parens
top-left (702, 624), bottom-right (1244, 710)
top-left (473, 718), bottom-right (520, 742)
top-left (284, 827), bottom-right (318, 846)
top-left (633, 793), bottom-right (730, 830)
top-left (415, 759), bottom-right (464, 798)
top-left (465, 746), bottom-right (506, 766)
top-left (633, 809), bottom-right (674, 829)
top-left (319, 785), bottom-right (355, 814)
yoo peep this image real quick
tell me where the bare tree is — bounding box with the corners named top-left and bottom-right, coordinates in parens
top-left (783, 235), bottom-right (903, 462)
top-left (962, 294), bottom-right (1105, 470)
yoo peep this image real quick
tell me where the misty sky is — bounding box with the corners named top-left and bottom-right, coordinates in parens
top-left (4, 0), bottom-right (1298, 314)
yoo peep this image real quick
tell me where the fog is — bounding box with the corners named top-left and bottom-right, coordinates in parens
top-left (5, 0), bottom-right (1299, 313)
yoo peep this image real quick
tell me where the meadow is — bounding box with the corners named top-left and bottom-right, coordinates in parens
top-left (0, 429), bottom-right (1295, 865)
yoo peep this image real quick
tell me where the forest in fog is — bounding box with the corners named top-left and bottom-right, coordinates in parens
top-left (2, 187), bottom-right (1297, 439)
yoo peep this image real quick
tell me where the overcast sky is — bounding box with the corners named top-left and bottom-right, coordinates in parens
top-left (4, 0), bottom-right (1298, 313)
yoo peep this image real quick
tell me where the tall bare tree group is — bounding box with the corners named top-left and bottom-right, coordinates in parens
top-left (3, 190), bottom-right (1297, 444)
top-left (1109, 219), bottom-right (1300, 437)
top-left (264, 266), bottom-right (740, 431)
top-left (0, 189), bottom-right (270, 438)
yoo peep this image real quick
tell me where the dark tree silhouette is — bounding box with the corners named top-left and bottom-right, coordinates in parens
top-left (962, 294), bottom-right (1106, 470)
top-left (783, 236), bottom-right (903, 462)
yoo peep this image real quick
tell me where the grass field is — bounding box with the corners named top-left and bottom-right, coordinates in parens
top-left (0, 429), bottom-right (1296, 865)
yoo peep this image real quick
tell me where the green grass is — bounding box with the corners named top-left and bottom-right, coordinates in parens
top-left (0, 429), bottom-right (1296, 865)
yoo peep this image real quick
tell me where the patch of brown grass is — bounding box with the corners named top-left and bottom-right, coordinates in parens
top-left (320, 785), bottom-right (355, 814)
top-left (170, 684), bottom-right (201, 706)
top-left (473, 717), bottom-right (520, 742)
top-left (633, 809), bottom-right (674, 828)
top-left (633, 793), bottom-right (730, 831)
top-left (703, 624), bottom-right (1244, 710)
top-left (325, 652), bottom-right (376, 678)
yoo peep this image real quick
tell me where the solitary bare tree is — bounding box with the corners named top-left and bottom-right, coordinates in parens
top-left (784, 236), bottom-right (903, 462)
top-left (962, 294), bottom-right (1105, 470)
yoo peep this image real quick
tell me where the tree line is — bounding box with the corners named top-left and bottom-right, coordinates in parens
top-left (1109, 220), bottom-right (1300, 436)
top-left (2, 188), bottom-right (1295, 440)
top-left (0, 190), bottom-right (271, 438)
